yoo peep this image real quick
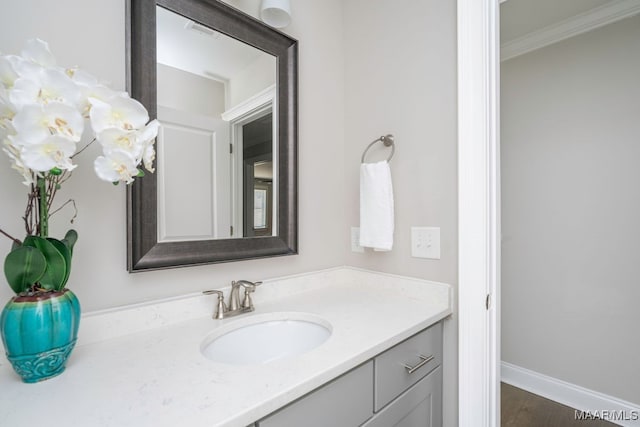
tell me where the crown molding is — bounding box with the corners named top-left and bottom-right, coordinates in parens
top-left (501, 0), bottom-right (640, 61)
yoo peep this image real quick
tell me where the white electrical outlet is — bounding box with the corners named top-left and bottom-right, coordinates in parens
top-left (411, 227), bottom-right (441, 259)
top-left (351, 227), bottom-right (365, 253)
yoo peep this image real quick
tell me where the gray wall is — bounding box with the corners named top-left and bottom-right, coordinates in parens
top-left (501, 14), bottom-right (640, 404)
top-left (228, 54), bottom-right (275, 109)
top-left (157, 63), bottom-right (225, 116)
top-left (343, 1), bottom-right (458, 425)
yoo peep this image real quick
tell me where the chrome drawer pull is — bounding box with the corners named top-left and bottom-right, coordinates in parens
top-left (403, 354), bottom-right (434, 374)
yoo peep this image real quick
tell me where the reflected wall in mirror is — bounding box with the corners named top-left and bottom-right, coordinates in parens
top-left (155, 5), bottom-right (277, 241)
top-left (127, 0), bottom-right (298, 271)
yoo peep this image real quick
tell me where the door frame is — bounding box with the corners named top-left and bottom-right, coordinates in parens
top-left (229, 103), bottom-right (276, 238)
top-left (457, 0), bottom-right (501, 426)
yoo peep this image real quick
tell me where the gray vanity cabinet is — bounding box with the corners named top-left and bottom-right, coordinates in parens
top-left (257, 361), bottom-right (374, 427)
top-left (362, 366), bottom-right (442, 427)
top-left (255, 322), bottom-right (443, 427)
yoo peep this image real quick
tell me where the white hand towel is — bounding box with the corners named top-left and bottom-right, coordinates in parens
top-left (359, 160), bottom-right (394, 251)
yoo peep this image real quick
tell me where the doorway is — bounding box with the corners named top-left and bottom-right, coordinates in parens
top-left (241, 112), bottom-right (273, 238)
top-left (500, 0), bottom-right (640, 424)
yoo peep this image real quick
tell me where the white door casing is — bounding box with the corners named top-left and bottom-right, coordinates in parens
top-left (457, 0), bottom-right (501, 426)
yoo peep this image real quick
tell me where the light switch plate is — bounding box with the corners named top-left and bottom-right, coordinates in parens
top-left (351, 227), bottom-right (365, 253)
top-left (411, 227), bottom-right (440, 259)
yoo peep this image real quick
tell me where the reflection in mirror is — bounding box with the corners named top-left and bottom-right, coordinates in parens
top-left (240, 113), bottom-right (273, 237)
top-left (127, 0), bottom-right (298, 271)
top-left (156, 5), bottom-right (277, 242)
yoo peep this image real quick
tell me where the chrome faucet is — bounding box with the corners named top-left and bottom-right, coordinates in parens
top-left (203, 280), bottom-right (262, 319)
top-left (202, 290), bottom-right (227, 320)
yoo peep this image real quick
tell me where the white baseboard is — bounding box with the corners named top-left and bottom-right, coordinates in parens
top-left (501, 361), bottom-right (640, 427)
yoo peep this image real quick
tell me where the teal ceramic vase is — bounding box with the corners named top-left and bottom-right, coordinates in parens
top-left (0, 289), bottom-right (81, 383)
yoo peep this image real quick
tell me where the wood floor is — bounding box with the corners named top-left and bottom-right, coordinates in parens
top-left (501, 383), bottom-right (617, 427)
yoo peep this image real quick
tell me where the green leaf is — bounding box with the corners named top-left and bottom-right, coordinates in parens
top-left (47, 238), bottom-right (72, 290)
top-left (4, 246), bottom-right (47, 294)
top-left (136, 169), bottom-right (145, 177)
top-left (23, 236), bottom-right (67, 291)
top-left (58, 230), bottom-right (78, 289)
top-left (62, 229), bottom-right (78, 254)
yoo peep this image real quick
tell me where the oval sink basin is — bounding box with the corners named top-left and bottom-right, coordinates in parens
top-left (201, 312), bottom-right (332, 365)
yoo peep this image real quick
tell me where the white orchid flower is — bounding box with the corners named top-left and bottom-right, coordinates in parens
top-left (0, 86), bottom-right (16, 134)
top-left (6, 54), bottom-right (41, 82)
top-left (10, 67), bottom-right (82, 109)
top-left (137, 119), bottom-right (160, 143)
top-left (66, 67), bottom-right (97, 86)
top-left (68, 68), bottom-right (127, 101)
top-left (85, 85), bottom-right (128, 104)
top-left (88, 95), bottom-right (149, 133)
top-left (0, 56), bottom-right (19, 88)
top-left (96, 119), bottom-right (159, 172)
top-left (142, 143), bottom-right (156, 174)
top-left (2, 136), bottom-right (16, 152)
top-left (18, 134), bottom-right (77, 172)
top-left (2, 140), bottom-right (33, 185)
top-left (20, 39), bottom-right (56, 68)
top-left (96, 127), bottom-right (142, 158)
top-left (66, 68), bottom-right (117, 116)
top-left (94, 149), bottom-right (139, 184)
top-left (0, 38), bottom-right (159, 187)
top-left (79, 84), bottom-right (121, 118)
top-left (12, 102), bottom-right (84, 143)
top-left (136, 119), bottom-right (159, 172)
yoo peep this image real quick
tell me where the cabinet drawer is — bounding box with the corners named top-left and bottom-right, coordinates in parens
top-left (257, 361), bottom-right (373, 427)
top-left (374, 322), bottom-right (442, 411)
top-left (364, 366), bottom-right (442, 427)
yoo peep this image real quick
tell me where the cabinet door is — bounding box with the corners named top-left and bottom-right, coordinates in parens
top-left (257, 361), bottom-right (373, 427)
top-left (363, 366), bottom-right (442, 427)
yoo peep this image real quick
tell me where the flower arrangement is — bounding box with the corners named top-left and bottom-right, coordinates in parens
top-left (0, 39), bottom-right (159, 294)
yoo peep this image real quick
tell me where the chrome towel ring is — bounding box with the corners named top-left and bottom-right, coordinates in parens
top-left (361, 134), bottom-right (395, 163)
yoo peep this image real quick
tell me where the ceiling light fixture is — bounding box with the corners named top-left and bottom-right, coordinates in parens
top-left (260, 0), bottom-right (291, 29)
top-left (184, 20), bottom-right (220, 38)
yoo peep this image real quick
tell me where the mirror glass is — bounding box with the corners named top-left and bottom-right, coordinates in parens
top-left (156, 5), bottom-right (277, 241)
top-left (127, 0), bottom-right (298, 272)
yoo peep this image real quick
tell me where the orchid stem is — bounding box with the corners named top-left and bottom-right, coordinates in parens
top-left (72, 138), bottom-right (96, 159)
top-left (37, 177), bottom-right (48, 238)
top-left (0, 228), bottom-right (21, 245)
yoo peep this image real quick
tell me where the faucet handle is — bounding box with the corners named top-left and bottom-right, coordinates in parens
top-left (238, 281), bottom-right (261, 310)
top-left (203, 290), bottom-right (227, 319)
top-left (241, 286), bottom-right (256, 310)
top-left (238, 280), bottom-right (262, 289)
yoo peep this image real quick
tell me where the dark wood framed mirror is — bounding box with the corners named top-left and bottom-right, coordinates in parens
top-left (126, 0), bottom-right (297, 271)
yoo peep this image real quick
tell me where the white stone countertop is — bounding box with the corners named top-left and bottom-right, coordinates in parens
top-left (0, 267), bottom-right (451, 427)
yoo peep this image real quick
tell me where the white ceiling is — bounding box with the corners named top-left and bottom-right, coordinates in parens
top-left (500, 0), bottom-right (614, 43)
top-left (156, 5), bottom-right (272, 81)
